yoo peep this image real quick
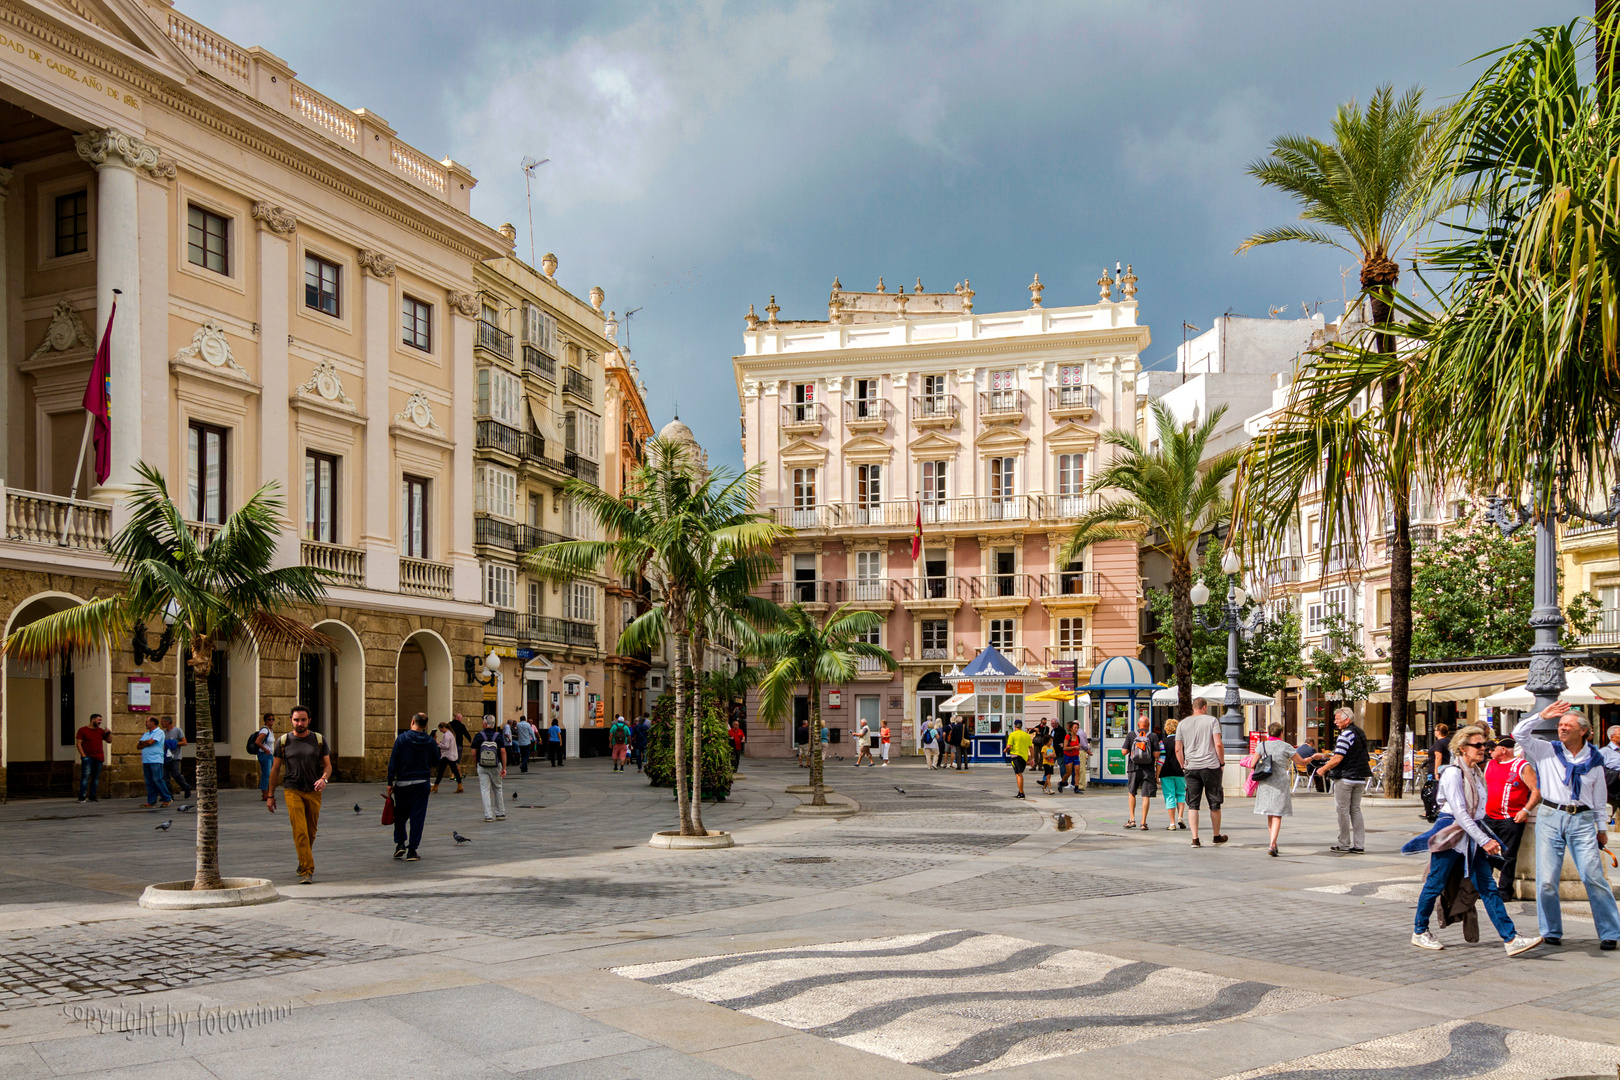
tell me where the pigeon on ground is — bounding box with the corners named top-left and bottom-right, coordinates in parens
top-left (154, 820), bottom-right (172, 831)
top-left (894, 786), bottom-right (906, 795)
top-left (452, 831), bottom-right (471, 844)
top-left (509, 792), bottom-right (516, 798)
top-left (353, 804), bottom-right (363, 813)
top-left (177, 804), bottom-right (194, 812)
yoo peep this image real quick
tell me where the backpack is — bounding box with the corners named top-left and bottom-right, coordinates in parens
top-left (245, 728), bottom-right (265, 756)
top-left (477, 734), bottom-right (502, 769)
top-left (922, 727), bottom-right (936, 747)
top-left (1130, 733), bottom-right (1157, 767)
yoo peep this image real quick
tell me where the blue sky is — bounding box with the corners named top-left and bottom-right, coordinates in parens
top-left (181, 0), bottom-right (1582, 469)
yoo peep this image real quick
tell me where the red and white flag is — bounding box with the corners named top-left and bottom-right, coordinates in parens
top-left (83, 299), bottom-right (114, 484)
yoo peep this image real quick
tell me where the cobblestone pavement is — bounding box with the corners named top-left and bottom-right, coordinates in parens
top-left (2, 758), bottom-right (1620, 1079)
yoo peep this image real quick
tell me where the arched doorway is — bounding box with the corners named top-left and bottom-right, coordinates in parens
top-left (302, 620), bottom-right (364, 777)
top-left (915, 670), bottom-right (951, 753)
top-left (397, 630), bottom-right (451, 732)
top-left (3, 593), bottom-right (112, 796)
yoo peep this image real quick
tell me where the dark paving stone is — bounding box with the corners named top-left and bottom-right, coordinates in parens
top-left (614, 852), bottom-right (934, 888)
top-left (906, 865), bottom-right (1188, 908)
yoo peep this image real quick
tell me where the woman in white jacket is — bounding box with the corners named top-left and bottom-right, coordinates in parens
top-left (1408, 724), bottom-right (1541, 956)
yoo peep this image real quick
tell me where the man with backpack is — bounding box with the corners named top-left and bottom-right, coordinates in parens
top-left (471, 715), bottom-right (508, 822)
top-left (248, 714), bottom-right (276, 802)
top-left (265, 705), bottom-right (331, 884)
top-left (1125, 714), bottom-right (1161, 829)
top-left (609, 715), bottom-right (632, 771)
top-left (387, 712), bottom-right (441, 861)
top-left (922, 719), bottom-right (940, 769)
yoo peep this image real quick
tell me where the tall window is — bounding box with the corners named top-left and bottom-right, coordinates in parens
top-left (477, 465), bottom-right (517, 520)
top-left (478, 368), bottom-right (522, 425)
top-left (485, 564), bottom-right (516, 609)
top-left (523, 302), bottom-right (558, 355)
top-left (793, 552), bottom-right (817, 603)
top-left (186, 205), bottom-right (229, 275)
top-left (1306, 587), bottom-right (1349, 636)
top-left (791, 382), bottom-right (815, 422)
top-left (529, 582), bottom-right (543, 616)
top-left (304, 254), bottom-right (340, 317)
top-left (855, 463), bottom-right (881, 516)
top-left (1056, 364), bottom-right (1087, 405)
top-left (1056, 617), bottom-right (1083, 661)
top-left (528, 493), bottom-right (542, 528)
top-left (989, 456), bottom-right (1015, 518)
top-left (188, 422), bottom-right (228, 523)
top-left (1060, 557), bottom-right (1086, 595)
top-left (854, 550), bottom-right (882, 600)
top-left (1056, 453), bottom-right (1085, 515)
top-left (402, 296), bottom-right (432, 351)
top-left (570, 581), bottom-right (597, 622)
top-left (853, 377), bottom-right (879, 417)
top-left (989, 618), bottom-right (1015, 652)
top-left (55, 191), bottom-right (88, 257)
top-left (921, 619), bottom-right (949, 659)
top-left (921, 459), bottom-right (947, 521)
top-left (791, 468), bottom-right (816, 525)
top-left (401, 475), bottom-right (429, 558)
top-left (988, 369), bottom-right (1016, 410)
top-left (920, 374), bottom-right (948, 416)
top-left (304, 451), bottom-right (338, 543)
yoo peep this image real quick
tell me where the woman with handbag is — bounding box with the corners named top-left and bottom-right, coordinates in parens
top-left (1249, 722), bottom-right (1313, 856)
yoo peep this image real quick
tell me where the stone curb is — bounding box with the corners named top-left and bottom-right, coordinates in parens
top-left (648, 830), bottom-right (735, 849)
top-left (138, 877), bottom-right (278, 909)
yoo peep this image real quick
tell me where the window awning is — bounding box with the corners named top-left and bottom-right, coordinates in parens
top-left (1367, 667), bottom-right (1528, 704)
top-left (938, 692), bottom-right (973, 712)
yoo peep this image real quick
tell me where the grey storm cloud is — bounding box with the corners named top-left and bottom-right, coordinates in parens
top-left (181, 0), bottom-right (1583, 469)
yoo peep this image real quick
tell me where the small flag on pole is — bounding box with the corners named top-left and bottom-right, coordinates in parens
top-left (84, 299), bottom-right (114, 485)
top-left (911, 500), bottom-right (923, 560)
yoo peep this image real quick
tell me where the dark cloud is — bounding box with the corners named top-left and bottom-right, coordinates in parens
top-left (180, 0), bottom-right (1584, 467)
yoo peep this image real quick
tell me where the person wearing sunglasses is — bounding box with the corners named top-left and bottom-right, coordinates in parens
top-left (1408, 724), bottom-right (1542, 957)
top-left (1513, 700), bottom-right (1620, 949)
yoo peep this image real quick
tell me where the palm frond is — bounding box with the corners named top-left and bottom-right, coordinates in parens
top-left (3, 597), bottom-right (128, 663)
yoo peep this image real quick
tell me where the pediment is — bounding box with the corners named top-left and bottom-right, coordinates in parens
top-left (777, 436), bottom-right (827, 464)
top-left (50, 0), bottom-right (193, 67)
top-left (840, 433), bottom-right (893, 460)
top-left (1046, 421), bottom-right (1100, 451)
top-left (973, 426), bottom-right (1029, 452)
top-left (907, 430), bottom-right (961, 455)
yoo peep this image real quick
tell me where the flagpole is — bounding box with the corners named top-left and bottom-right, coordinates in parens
top-left (59, 411), bottom-right (95, 547)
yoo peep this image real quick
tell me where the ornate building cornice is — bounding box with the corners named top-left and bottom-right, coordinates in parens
top-left (357, 249), bottom-right (396, 280)
top-left (251, 201), bottom-right (298, 235)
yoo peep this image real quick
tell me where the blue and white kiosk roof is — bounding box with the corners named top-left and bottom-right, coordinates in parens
top-left (939, 646), bottom-right (1036, 762)
top-left (1087, 655), bottom-right (1159, 690)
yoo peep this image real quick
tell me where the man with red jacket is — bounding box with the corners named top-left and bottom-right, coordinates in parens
top-left (1484, 736), bottom-right (1541, 902)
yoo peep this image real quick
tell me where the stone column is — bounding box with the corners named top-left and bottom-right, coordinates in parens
top-left (359, 251), bottom-right (398, 591)
top-left (0, 165), bottom-right (12, 483)
top-left (255, 203), bottom-right (299, 568)
top-left (137, 159), bottom-right (172, 486)
top-left (75, 129), bottom-right (157, 513)
top-left (448, 291), bottom-right (480, 603)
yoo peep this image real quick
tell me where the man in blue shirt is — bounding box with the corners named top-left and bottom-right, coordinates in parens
top-left (160, 715), bottom-right (193, 799)
top-left (548, 719), bottom-right (565, 767)
top-left (138, 716), bottom-right (171, 808)
top-left (513, 708), bottom-right (536, 773)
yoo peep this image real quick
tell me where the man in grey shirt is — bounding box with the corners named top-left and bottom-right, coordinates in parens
top-left (1175, 697), bottom-right (1227, 847)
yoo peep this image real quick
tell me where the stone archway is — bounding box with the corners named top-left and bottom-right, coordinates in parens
top-left (397, 629), bottom-right (452, 733)
top-left (304, 620), bottom-right (365, 778)
top-left (3, 592), bottom-right (112, 797)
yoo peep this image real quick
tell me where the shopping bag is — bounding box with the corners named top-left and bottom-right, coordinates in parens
top-left (380, 793), bottom-right (395, 826)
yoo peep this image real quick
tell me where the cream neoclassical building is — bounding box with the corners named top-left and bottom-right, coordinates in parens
top-left (0, 0), bottom-right (506, 795)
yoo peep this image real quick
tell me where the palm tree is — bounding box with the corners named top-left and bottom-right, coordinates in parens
top-left (3, 464), bottom-right (330, 889)
top-left (1060, 400), bottom-right (1238, 719)
top-left (522, 438), bottom-right (781, 835)
top-left (755, 604), bottom-right (896, 805)
top-left (1236, 84), bottom-right (1459, 796)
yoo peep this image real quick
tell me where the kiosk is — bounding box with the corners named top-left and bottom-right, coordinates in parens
top-left (1086, 655), bottom-right (1161, 786)
top-left (937, 647), bottom-right (1027, 763)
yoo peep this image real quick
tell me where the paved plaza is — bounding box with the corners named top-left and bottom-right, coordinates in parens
top-left (0, 760), bottom-right (1618, 1079)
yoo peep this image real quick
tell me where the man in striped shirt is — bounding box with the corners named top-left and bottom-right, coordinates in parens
top-left (1311, 707), bottom-right (1371, 853)
top-left (1513, 700), bottom-right (1620, 948)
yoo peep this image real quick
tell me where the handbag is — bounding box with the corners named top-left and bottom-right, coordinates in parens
top-left (1249, 750), bottom-right (1275, 782)
top-left (380, 793), bottom-right (395, 826)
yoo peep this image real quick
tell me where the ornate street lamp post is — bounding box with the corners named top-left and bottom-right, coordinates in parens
top-left (1190, 549), bottom-right (1266, 756)
top-left (1486, 481), bottom-right (1620, 735)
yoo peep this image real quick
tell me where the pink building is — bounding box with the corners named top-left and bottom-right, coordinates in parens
top-left (734, 275), bottom-right (1149, 761)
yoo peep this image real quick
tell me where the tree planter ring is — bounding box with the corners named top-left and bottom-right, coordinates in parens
top-left (792, 803), bottom-right (857, 817)
top-left (648, 830), bottom-right (734, 849)
top-left (138, 878), bottom-right (278, 909)
top-left (785, 785), bottom-right (832, 794)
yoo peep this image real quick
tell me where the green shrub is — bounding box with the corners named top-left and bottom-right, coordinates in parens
top-left (644, 688), bottom-right (734, 799)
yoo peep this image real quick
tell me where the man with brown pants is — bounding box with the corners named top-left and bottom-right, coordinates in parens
top-left (266, 705), bottom-right (332, 884)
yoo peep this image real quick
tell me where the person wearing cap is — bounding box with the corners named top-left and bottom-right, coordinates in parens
top-left (1483, 736), bottom-right (1540, 902)
top-left (1513, 700), bottom-right (1620, 948)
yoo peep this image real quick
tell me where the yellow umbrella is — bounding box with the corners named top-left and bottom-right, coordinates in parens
top-left (1025, 686), bottom-right (1083, 702)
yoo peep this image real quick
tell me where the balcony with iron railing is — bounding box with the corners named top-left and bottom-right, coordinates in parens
top-left (517, 614), bottom-right (599, 650)
top-left (832, 577), bottom-right (896, 606)
top-left (2, 485), bottom-right (111, 553)
top-left (911, 394), bottom-right (959, 426)
top-left (485, 608), bottom-right (518, 639)
top-left (898, 576), bottom-right (967, 603)
top-left (477, 320), bottom-right (513, 359)
top-left (564, 451), bottom-right (600, 486)
top-left (1580, 607), bottom-right (1620, 647)
top-left (399, 556), bottom-right (453, 598)
top-left (856, 654), bottom-right (893, 677)
top-left (978, 389), bottom-right (1025, 422)
top-left (475, 515), bottom-right (519, 550)
top-left (563, 367), bottom-right (594, 402)
top-left (522, 344), bottom-right (556, 382)
top-left (766, 494), bottom-right (1095, 531)
top-left (300, 539), bottom-right (365, 587)
top-left (968, 573), bottom-right (1036, 601)
top-left (1048, 384), bottom-right (1100, 417)
top-left (844, 399), bottom-right (891, 431)
top-left (1384, 522), bottom-right (1441, 550)
top-left (475, 418), bottom-right (525, 459)
top-left (515, 525), bottom-right (574, 552)
top-left (1038, 571), bottom-right (1098, 598)
top-left (761, 579), bottom-right (834, 605)
top-left (780, 401), bottom-right (827, 435)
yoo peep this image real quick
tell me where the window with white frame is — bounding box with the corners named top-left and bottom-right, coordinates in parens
top-left (1056, 453), bottom-right (1085, 513)
top-left (1056, 363), bottom-right (1088, 405)
top-left (565, 496), bottom-right (596, 539)
top-left (570, 581), bottom-right (597, 622)
top-left (792, 468), bottom-right (816, 509)
top-left (854, 550), bottom-right (882, 600)
top-left (791, 382), bottom-right (815, 422)
top-left (855, 463), bottom-right (881, 510)
top-left (401, 475), bottom-right (429, 558)
top-left (304, 451), bottom-right (338, 543)
top-left (988, 369), bottom-right (1016, 411)
top-left (485, 564), bottom-right (516, 609)
top-left (1305, 587), bottom-right (1349, 636)
top-left (989, 618), bottom-right (1015, 652)
top-left (989, 456), bottom-right (1016, 518)
top-left (529, 581), bottom-right (542, 616)
top-left (622, 600), bottom-right (633, 633)
top-left (921, 619), bottom-right (949, 659)
top-left (1056, 617), bottom-right (1084, 661)
top-left (477, 465), bottom-right (517, 520)
top-left (854, 622), bottom-right (882, 671)
top-left (477, 367), bottom-right (522, 425)
top-left (852, 377), bottom-right (880, 417)
top-left (921, 460), bottom-right (947, 508)
top-left (523, 302), bottom-right (558, 355)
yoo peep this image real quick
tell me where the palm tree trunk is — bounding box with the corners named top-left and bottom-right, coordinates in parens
top-left (1386, 480), bottom-right (1413, 798)
top-left (1170, 552), bottom-right (1195, 718)
top-left (672, 632), bottom-right (694, 835)
top-left (189, 640), bottom-right (223, 890)
top-left (689, 631), bottom-right (707, 835)
top-left (808, 678), bottom-right (825, 805)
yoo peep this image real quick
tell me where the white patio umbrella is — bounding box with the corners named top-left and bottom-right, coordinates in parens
top-left (1151, 682), bottom-right (1272, 706)
top-left (1481, 666), bottom-right (1618, 709)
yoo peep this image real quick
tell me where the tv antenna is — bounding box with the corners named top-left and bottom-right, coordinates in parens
top-left (621, 306), bottom-right (643, 349)
top-left (521, 157), bottom-right (550, 267)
